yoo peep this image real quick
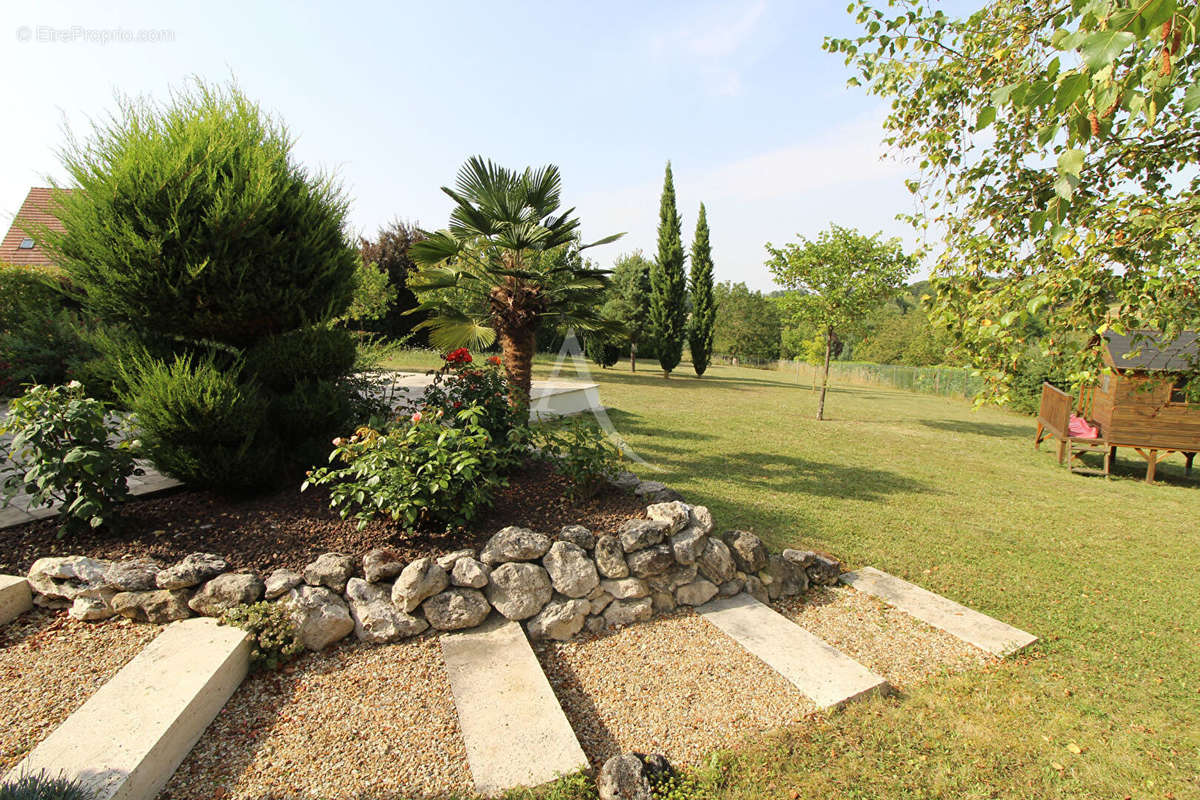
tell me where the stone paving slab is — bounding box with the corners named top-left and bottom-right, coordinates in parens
top-left (441, 615), bottom-right (589, 796)
top-left (840, 566), bottom-right (1038, 657)
top-left (699, 593), bottom-right (890, 709)
top-left (2, 618), bottom-right (251, 800)
top-left (0, 574), bottom-right (32, 625)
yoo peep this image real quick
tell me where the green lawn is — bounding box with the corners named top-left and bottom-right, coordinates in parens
top-left (389, 354), bottom-right (1200, 799)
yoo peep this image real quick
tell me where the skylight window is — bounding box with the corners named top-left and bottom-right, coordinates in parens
top-left (18, 237), bottom-right (34, 249)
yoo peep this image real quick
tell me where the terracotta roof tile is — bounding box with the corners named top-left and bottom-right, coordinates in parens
top-left (1, 187), bottom-right (72, 268)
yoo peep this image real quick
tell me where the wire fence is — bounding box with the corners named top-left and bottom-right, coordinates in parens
top-left (716, 355), bottom-right (985, 400)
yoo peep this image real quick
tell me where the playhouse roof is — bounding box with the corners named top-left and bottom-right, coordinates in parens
top-left (1104, 330), bottom-right (1199, 373)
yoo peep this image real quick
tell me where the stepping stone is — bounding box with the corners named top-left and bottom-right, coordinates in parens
top-left (0, 574), bottom-right (32, 625)
top-left (699, 593), bottom-right (888, 709)
top-left (3, 617), bottom-right (251, 800)
top-left (840, 566), bottom-right (1037, 657)
top-left (441, 615), bottom-right (588, 796)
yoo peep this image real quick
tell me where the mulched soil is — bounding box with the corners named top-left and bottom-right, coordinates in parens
top-left (0, 460), bottom-right (644, 576)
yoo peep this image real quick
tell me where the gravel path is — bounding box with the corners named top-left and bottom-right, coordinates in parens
top-left (773, 586), bottom-right (993, 688)
top-left (0, 610), bottom-right (161, 773)
top-left (534, 609), bottom-right (817, 768)
top-left (161, 635), bottom-right (472, 800)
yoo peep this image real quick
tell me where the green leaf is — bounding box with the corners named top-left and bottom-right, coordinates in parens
top-left (1058, 148), bottom-right (1086, 177)
top-left (1077, 30), bottom-right (1136, 70)
top-left (1183, 79), bottom-right (1200, 114)
top-left (1054, 73), bottom-right (1089, 114)
top-left (1054, 174), bottom-right (1077, 201)
top-left (974, 106), bottom-right (997, 131)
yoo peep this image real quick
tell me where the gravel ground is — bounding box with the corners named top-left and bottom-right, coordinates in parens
top-left (534, 610), bottom-right (818, 768)
top-left (773, 585), bottom-right (993, 688)
top-left (161, 635), bottom-right (472, 800)
top-left (0, 610), bottom-right (161, 773)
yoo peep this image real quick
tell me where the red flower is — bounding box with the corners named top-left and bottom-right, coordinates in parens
top-left (445, 348), bottom-right (473, 365)
top-left (487, 355), bottom-right (502, 366)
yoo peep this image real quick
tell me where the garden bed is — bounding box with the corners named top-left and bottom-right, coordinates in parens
top-left (0, 460), bottom-right (644, 577)
top-left (0, 609), bottom-right (161, 773)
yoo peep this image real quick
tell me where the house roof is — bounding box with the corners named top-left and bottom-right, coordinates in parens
top-left (0, 187), bottom-right (70, 267)
top-left (1103, 330), bottom-right (1199, 373)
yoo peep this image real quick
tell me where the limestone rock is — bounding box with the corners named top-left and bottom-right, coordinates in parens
top-left (156, 553), bottom-right (227, 590)
top-left (599, 577), bottom-right (650, 600)
top-left (744, 575), bottom-right (769, 604)
top-left (345, 578), bottom-right (427, 642)
top-left (302, 552), bottom-right (355, 594)
top-left (647, 564), bottom-right (697, 594)
top-left (281, 585), bottom-right (354, 650)
top-left (188, 573), bottom-right (264, 617)
top-left (28, 556), bottom-right (111, 603)
top-left (597, 754), bottom-right (652, 800)
top-left (480, 526), bottom-right (551, 565)
top-left (669, 528), bottom-right (707, 566)
top-left (594, 535), bottom-right (629, 579)
top-left (542, 541), bottom-right (599, 598)
top-left (675, 579), bottom-right (718, 607)
top-left (759, 554), bottom-right (808, 600)
top-left (423, 588), bottom-right (491, 631)
top-left (651, 590), bottom-right (676, 614)
top-left (609, 471), bottom-right (641, 492)
top-left (719, 578), bottom-right (744, 597)
top-left (451, 557), bottom-right (490, 589)
top-left (363, 548), bottom-right (406, 582)
top-left (585, 614), bottom-right (607, 635)
top-left (263, 569), bottom-right (303, 600)
top-left (526, 597), bottom-right (590, 641)
top-left (696, 538), bottom-right (735, 585)
top-left (603, 597), bottom-right (653, 628)
top-left (627, 544), bottom-right (674, 578)
top-left (807, 554), bottom-right (842, 586)
top-left (111, 589), bottom-right (192, 623)
top-left (689, 505), bottom-right (716, 535)
top-left (588, 590), bottom-right (614, 615)
top-left (392, 557), bottom-right (449, 613)
top-left (618, 519), bottom-right (670, 553)
top-left (486, 562), bottom-right (553, 620)
top-left (724, 530), bottom-right (769, 574)
top-left (634, 480), bottom-right (684, 504)
top-left (102, 559), bottom-right (161, 592)
top-left (69, 594), bottom-right (116, 621)
top-left (645, 501), bottom-right (691, 534)
top-left (557, 524), bottom-right (595, 550)
top-left (435, 548), bottom-right (476, 571)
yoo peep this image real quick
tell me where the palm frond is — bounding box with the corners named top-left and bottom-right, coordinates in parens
top-left (580, 232), bottom-right (626, 250)
top-left (411, 231), bottom-right (464, 266)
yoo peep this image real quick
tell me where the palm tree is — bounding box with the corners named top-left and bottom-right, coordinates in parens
top-left (409, 157), bottom-right (623, 409)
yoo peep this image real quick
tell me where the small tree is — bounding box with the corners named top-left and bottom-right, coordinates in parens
top-left (650, 162), bottom-right (687, 377)
top-left (358, 219), bottom-right (425, 340)
top-left (688, 203), bottom-right (717, 376)
top-left (606, 252), bottom-right (653, 371)
top-left (766, 225), bottom-right (914, 419)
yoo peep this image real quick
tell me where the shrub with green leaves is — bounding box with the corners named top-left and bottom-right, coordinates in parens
top-left (421, 349), bottom-right (523, 453)
top-left (220, 601), bottom-right (304, 671)
top-left (303, 405), bottom-right (506, 530)
top-left (0, 382), bottom-right (140, 535)
top-left (42, 80), bottom-right (361, 490)
top-left (0, 772), bottom-right (94, 800)
top-left (532, 417), bottom-right (622, 501)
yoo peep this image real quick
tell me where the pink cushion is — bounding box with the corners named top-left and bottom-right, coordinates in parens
top-left (1068, 415), bottom-right (1099, 439)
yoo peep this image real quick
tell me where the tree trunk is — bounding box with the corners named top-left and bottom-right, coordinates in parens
top-left (817, 327), bottom-right (832, 421)
top-left (631, 342), bottom-right (637, 372)
top-left (499, 325), bottom-right (536, 413)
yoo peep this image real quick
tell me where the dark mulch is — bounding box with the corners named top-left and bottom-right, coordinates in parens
top-left (0, 460), bottom-right (645, 577)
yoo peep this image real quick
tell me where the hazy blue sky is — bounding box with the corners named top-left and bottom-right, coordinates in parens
top-left (0, 1), bottom-right (973, 290)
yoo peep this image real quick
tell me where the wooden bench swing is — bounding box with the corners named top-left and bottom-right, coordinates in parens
top-left (1035, 331), bottom-right (1199, 483)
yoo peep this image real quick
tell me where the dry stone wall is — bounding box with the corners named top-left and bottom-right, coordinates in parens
top-left (20, 473), bottom-right (843, 649)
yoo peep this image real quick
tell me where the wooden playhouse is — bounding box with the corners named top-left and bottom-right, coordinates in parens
top-left (1035, 330), bottom-right (1199, 482)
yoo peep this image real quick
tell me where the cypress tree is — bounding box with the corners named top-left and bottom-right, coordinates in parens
top-left (650, 162), bottom-right (687, 376)
top-left (688, 203), bottom-right (716, 376)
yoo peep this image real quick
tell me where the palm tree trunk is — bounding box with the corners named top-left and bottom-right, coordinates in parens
top-left (817, 326), bottom-right (832, 421)
top-left (500, 325), bottom-right (536, 412)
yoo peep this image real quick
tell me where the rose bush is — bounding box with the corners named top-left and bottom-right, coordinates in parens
top-left (422, 349), bottom-right (523, 457)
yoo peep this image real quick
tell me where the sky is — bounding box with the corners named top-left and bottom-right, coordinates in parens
top-left (0, 1), bottom-right (970, 291)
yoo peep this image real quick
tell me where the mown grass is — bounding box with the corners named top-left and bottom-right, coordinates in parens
top-left (385, 352), bottom-right (1200, 799)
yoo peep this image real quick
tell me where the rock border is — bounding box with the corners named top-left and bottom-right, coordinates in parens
top-left (20, 472), bottom-right (843, 650)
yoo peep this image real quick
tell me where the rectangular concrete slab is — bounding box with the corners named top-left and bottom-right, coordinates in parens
top-left (0, 574), bottom-right (32, 625)
top-left (700, 594), bottom-right (889, 709)
top-left (441, 615), bottom-right (589, 796)
top-left (840, 566), bottom-right (1037, 657)
top-left (4, 617), bottom-right (251, 800)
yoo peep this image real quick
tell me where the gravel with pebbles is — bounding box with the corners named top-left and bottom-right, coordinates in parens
top-left (773, 585), bottom-right (993, 688)
top-left (0, 610), bottom-right (161, 773)
top-left (161, 635), bottom-right (471, 800)
top-left (534, 609), bottom-right (817, 768)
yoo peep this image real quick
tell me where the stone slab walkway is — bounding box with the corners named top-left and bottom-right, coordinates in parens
top-left (2, 617), bottom-right (251, 800)
top-left (699, 594), bottom-right (889, 709)
top-left (0, 464), bottom-right (181, 530)
top-left (0, 574), bottom-right (31, 625)
top-left (839, 567), bottom-right (1038, 657)
top-left (440, 615), bottom-right (589, 796)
